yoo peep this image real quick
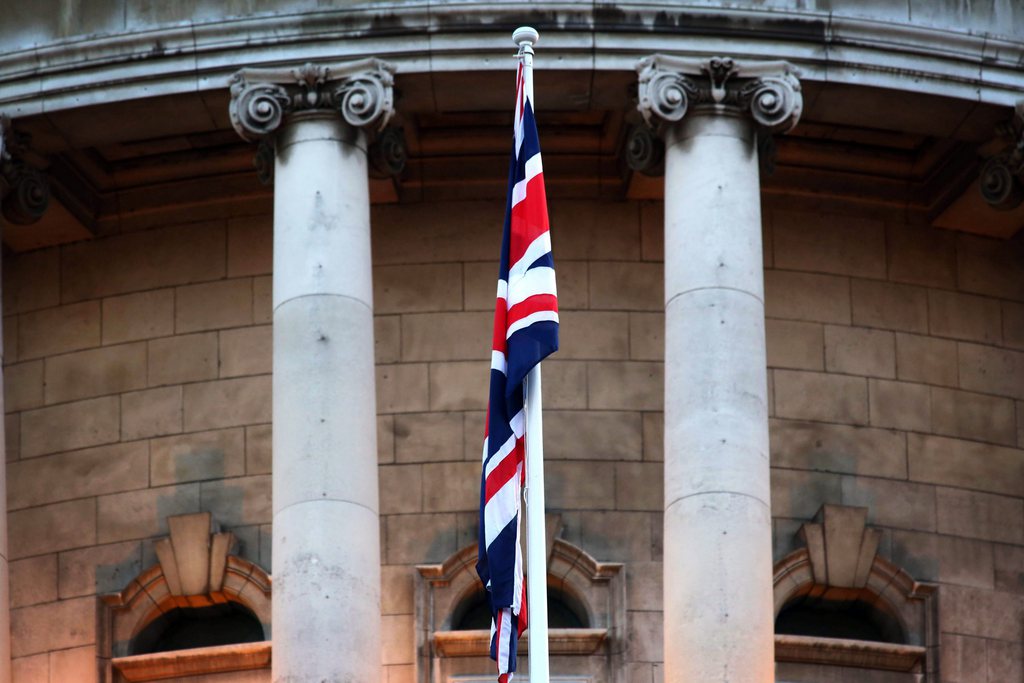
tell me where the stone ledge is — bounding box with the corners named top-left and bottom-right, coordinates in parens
top-left (433, 628), bottom-right (608, 657)
top-left (774, 634), bottom-right (926, 672)
top-left (111, 641), bottom-right (271, 682)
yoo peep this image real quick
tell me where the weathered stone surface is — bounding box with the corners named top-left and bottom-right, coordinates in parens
top-left (616, 462), bottom-right (662, 511)
top-left (572, 511), bottom-right (654, 562)
top-left (97, 484), bottom-right (200, 544)
top-left (199, 475), bottom-right (271, 527)
top-left (372, 201), bottom-right (496, 265)
top-left (10, 596), bottom-right (96, 657)
top-left (774, 370), bottom-right (868, 425)
top-left (121, 386), bottom-right (182, 441)
top-left (253, 275), bottom-right (272, 324)
top-left (824, 325), bottom-right (895, 378)
top-left (376, 364), bottom-right (429, 414)
top-left (44, 342), bottom-right (147, 404)
top-left (764, 270), bottom-right (851, 324)
top-left (422, 461), bottom-right (478, 513)
top-left (994, 544), bottom-right (1024, 595)
top-left (379, 465), bottom-right (422, 515)
top-left (958, 342), bottom-right (1024, 400)
top-left (931, 387), bottom-right (1017, 446)
top-left (588, 361), bottom-right (662, 410)
top-left (3, 249), bottom-right (59, 315)
top-left (219, 324), bottom-right (271, 377)
top-left (380, 564), bottom-right (415, 616)
top-left (382, 614), bottom-right (414, 666)
top-left (986, 638), bottom-right (1024, 683)
top-left (549, 201), bottom-right (641, 261)
top-left (375, 315), bottom-right (400, 364)
top-left (394, 412), bottom-right (463, 463)
top-left (640, 201), bottom-right (663, 262)
top-left (850, 279), bottom-right (928, 333)
top-left (58, 541), bottom-right (142, 598)
top-left (101, 289), bottom-right (174, 344)
top-left (956, 232), bottom-right (1024, 302)
top-left (246, 424), bottom-right (271, 475)
top-left (428, 361), bottom-right (487, 411)
top-left (770, 468), bottom-right (842, 520)
top-left (773, 210), bottom-right (886, 278)
top-left (890, 530), bottom-right (995, 590)
top-left (384, 513), bottom-right (457, 564)
top-left (627, 610), bottom-right (663, 663)
top-left (540, 360), bottom-right (587, 409)
top-left (589, 262), bottom-right (662, 311)
top-left (8, 442), bottom-right (148, 509)
top-left (886, 222), bottom-right (956, 289)
top-left (175, 278), bottom-right (254, 333)
top-left (868, 379), bottom-right (930, 432)
top-left (545, 461), bottom-right (615, 510)
top-left (936, 486), bottom-right (1024, 544)
top-left (183, 375), bottom-right (271, 431)
top-left (770, 419), bottom-right (906, 478)
top-left (10, 654), bottom-right (46, 682)
top-left (928, 289), bottom-right (1002, 344)
top-left (147, 332), bottom-right (218, 386)
top-left (9, 555), bottom-right (57, 608)
top-left (4, 314), bottom-right (18, 364)
top-left (940, 633), bottom-right (988, 683)
top-left (61, 221), bottom-right (226, 302)
top-left (558, 311), bottom-right (629, 359)
top-left (21, 396), bottom-right (120, 458)
top-left (402, 312), bottom-right (491, 362)
top-left (378, 416), bottom-right (395, 464)
top-left (227, 215), bottom-right (272, 277)
top-left (909, 433), bottom-right (1024, 496)
top-left (374, 264), bottom-right (462, 314)
top-left (545, 410), bottom-right (642, 461)
top-left (643, 412), bottom-right (663, 462)
top-left (840, 477), bottom-right (935, 531)
top-left (10, 498), bottom-right (97, 559)
top-left (151, 428), bottom-right (245, 486)
top-left (626, 561), bottom-right (663, 612)
top-left (629, 312), bottom-right (664, 361)
top-left (766, 319), bottom-right (823, 370)
top-left (895, 332), bottom-right (958, 387)
top-left (940, 584), bottom-right (1023, 641)
top-left (4, 360), bottom-right (43, 412)
top-left (49, 645), bottom-right (97, 683)
top-left (18, 301), bottom-right (100, 360)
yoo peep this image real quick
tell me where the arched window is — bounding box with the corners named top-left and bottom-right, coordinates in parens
top-left (773, 505), bottom-right (938, 682)
top-left (132, 602), bottom-right (266, 655)
top-left (450, 585), bottom-right (590, 631)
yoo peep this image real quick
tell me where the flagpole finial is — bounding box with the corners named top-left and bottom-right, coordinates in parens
top-left (513, 26), bottom-right (539, 52)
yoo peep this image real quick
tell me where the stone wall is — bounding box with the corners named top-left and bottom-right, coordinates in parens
top-left (2, 198), bottom-right (1022, 682)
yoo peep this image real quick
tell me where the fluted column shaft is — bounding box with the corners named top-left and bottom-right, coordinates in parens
top-left (637, 55), bottom-right (802, 683)
top-left (229, 61), bottom-right (394, 683)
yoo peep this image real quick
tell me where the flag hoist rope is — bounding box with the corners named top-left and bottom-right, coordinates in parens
top-left (515, 25), bottom-right (551, 683)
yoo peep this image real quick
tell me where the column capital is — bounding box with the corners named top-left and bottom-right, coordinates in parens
top-left (636, 54), bottom-right (803, 135)
top-left (979, 100), bottom-right (1024, 210)
top-left (0, 115), bottom-right (50, 225)
top-left (228, 58), bottom-right (396, 142)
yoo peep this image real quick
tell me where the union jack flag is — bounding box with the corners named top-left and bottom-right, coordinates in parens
top-left (476, 59), bottom-right (559, 682)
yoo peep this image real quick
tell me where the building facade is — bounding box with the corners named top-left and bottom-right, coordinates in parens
top-left (0, 2), bottom-right (1023, 682)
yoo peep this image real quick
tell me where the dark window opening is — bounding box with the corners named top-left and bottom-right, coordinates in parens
top-left (775, 595), bottom-right (904, 644)
top-left (452, 587), bottom-right (588, 630)
top-left (132, 602), bottom-right (264, 655)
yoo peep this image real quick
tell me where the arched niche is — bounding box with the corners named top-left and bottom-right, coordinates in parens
top-left (415, 520), bottom-right (625, 683)
top-left (773, 505), bottom-right (939, 682)
top-left (99, 513), bottom-right (272, 683)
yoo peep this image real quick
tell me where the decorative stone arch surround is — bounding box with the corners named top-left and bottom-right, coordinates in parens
top-left (415, 525), bottom-right (625, 683)
top-left (772, 505), bottom-right (939, 679)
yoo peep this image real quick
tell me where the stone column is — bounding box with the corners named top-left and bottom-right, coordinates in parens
top-left (636, 56), bottom-right (802, 683)
top-left (0, 116), bottom-right (49, 683)
top-left (229, 60), bottom-right (395, 683)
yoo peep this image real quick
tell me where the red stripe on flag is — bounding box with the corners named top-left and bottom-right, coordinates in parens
top-left (484, 445), bottom-right (522, 503)
top-left (507, 293), bottom-right (559, 329)
top-left (508, 174), bottom-right (550, 266)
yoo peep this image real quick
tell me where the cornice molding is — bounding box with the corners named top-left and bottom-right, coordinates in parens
top-left (1, 5), bottom-right (1023, 116)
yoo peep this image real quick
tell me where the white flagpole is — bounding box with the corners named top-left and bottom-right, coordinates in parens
top-left (513, 25), bottom-right (551, 683)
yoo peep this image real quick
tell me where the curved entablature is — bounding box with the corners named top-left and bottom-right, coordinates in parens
top-left (1, 3), bottom-right (1023, 117)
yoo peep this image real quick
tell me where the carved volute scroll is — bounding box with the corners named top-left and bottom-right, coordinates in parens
top-left (636, 54), bottom-right (803, 135)
top-left (228, 58), bottom-right (396, 142)
top-left (0, 115), bottom-right (50, 225)
top-left (980, 101), bottom-right (1024, 210)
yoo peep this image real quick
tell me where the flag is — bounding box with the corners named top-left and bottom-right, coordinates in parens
top-left (476, 59), bottom-right (559, 682)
